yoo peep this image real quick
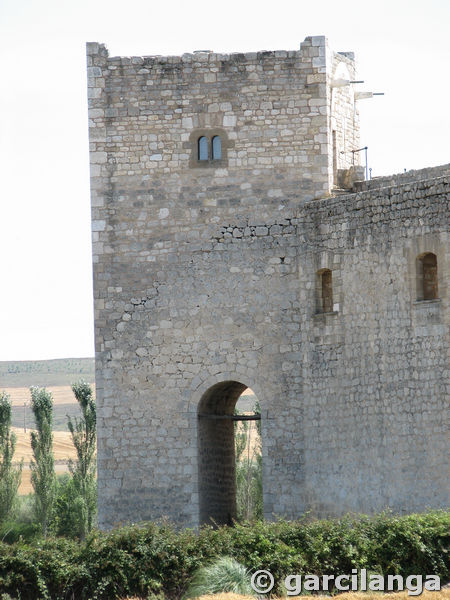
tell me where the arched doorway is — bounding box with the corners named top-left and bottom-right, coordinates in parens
top-left (197, 380), bottom-right (261, 526)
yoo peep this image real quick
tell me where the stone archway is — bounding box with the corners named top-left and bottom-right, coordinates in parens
top-left (197, 380), bottom-right (260, 526)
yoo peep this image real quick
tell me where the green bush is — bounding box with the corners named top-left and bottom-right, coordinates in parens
top-left (51, 474), bottom-right (83, 538)
top-left (229, 519), bottom-right (302, 589)
top-left (4, 475), bottom-right (93, 542)
top-left (0, 537), bottom-right (87, 600)
top-left (0, 510), bottom-right (447, 600)
top-left (0, 496), bottom-right (40, 544)
top-left (0, 520), bottom-right (41, 545)
top-left (77, 522), bottom-right (227, 599)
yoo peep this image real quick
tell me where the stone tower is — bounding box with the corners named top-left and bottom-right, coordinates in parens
top-left (87, 36), bottom-right (449, 529)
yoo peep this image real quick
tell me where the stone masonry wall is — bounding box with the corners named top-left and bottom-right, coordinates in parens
top-left (87, 38), bottom-right (449, 529)
top-left (329, 51), bottom-right (360, 184)
top-left (353, 163), bottom-right (450, 192)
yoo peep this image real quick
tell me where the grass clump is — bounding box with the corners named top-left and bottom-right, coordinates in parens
top-left (184, 557), bottom-right (253, 598)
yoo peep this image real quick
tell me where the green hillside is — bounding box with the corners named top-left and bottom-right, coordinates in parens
top-left (0, 358), bottom-right (95, 388)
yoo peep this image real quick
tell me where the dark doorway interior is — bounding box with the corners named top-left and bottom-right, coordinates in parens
top-left (198, 380), bottom-right (260, 526)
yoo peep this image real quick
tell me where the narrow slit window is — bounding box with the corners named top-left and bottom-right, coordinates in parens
top-left (212, 135), bottom-right (222, 160)
top-left (321, 269), bottom-right (333, 313)
top-left (198, 136), bottom-right (209, 161)
top-left (419, 253), bottom-right (438, 300)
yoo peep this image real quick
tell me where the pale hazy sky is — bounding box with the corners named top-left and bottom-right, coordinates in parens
top-left (0, 0), bottom-right (448, 361)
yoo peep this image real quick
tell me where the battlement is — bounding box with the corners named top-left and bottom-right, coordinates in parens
top-left (88, 38), bottom-right (322, 64)
top-left (87, 35), bottom-right (342, 67)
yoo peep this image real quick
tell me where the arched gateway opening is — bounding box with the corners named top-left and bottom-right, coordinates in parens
top-left (198, 381), bottom-right (261, 526)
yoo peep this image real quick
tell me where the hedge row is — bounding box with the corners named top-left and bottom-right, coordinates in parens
top-left (0, 510), bottom-right (448, 600)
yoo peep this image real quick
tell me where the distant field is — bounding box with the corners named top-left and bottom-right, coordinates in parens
top-left (236, 390), bottom-right (257, 412)
top-left (6, 385), bottom-right (89, 406)
top-left (0, 357), bottom-right (95, 388)
top-left (19, 463), bottom-right (72, 495)
top-left (5, 385), bottom-right (95, 432)
top-left (0, 357), bottom-right (95, 432)
top-left (12, 427), bottom-right (77, 495)
top-left (11, 400), bottom-right (82, 432)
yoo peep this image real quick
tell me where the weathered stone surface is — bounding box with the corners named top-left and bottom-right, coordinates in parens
top-left (87, 37), bottom-right (449, 530)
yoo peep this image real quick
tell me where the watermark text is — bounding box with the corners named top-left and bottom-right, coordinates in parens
top-left (251, 569), bottom-right (440, 596)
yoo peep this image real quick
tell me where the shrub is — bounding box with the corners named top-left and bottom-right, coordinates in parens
top-left (229, 519), bottom-right (303, 590)
top-left (0, 537), bottom-right (85, 600)
top-left (77, 522), bottom-right (227, 599)
top-left (0, 510), bottom-right (447, 599)
top-left (0, 495), bottom-right (40, 544)
top-left (0, 520), bottom-right (41, 545)
top-left (51, 474), bottom-right (82, 539)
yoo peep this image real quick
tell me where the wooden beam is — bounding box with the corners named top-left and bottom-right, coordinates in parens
top-left (198, 413), bottom-right (261, 421)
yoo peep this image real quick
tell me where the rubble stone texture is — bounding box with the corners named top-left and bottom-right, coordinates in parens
top-left (87, 36), bottom-right (449, 529)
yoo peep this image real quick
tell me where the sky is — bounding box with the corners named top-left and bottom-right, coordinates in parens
top-left (0, 0), bottom-right (448, 362)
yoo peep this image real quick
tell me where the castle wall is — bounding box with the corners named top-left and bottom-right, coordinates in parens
top-left (353, 163), bottom-right (450, 192)
top-left (329, 51), bottom-right (360, 182)
top-left (87, 39), bottom-right (449, 529)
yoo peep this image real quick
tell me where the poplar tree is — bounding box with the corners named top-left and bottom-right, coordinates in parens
top-left (30, 386), bottom-right (56, 537)
top-left (68, 381), bottom-right (97, 539)
top-left (0, 392), bottom-right (23, 523)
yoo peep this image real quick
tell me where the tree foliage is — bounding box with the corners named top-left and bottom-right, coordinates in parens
top-left (30, 386), bottom-right (56, 538)
top-left (0, 392), bottom-right (22, 523)
top-left (67, 381), bottom-right (97, 539)
top-left (235, 399), bottom-right (262, 522)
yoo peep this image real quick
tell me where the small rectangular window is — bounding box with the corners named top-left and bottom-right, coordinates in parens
top-left (321, 270), bottom-right (333, 313)
top-left (198, 136), bottom-right (208, 160)
top-left (212, 135), bottom-right (222, 160)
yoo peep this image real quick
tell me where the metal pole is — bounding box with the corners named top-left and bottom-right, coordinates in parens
top-left (351, 147), bottom-right (369, 178)
top-left (246, 419), bottom-right (252, 519)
